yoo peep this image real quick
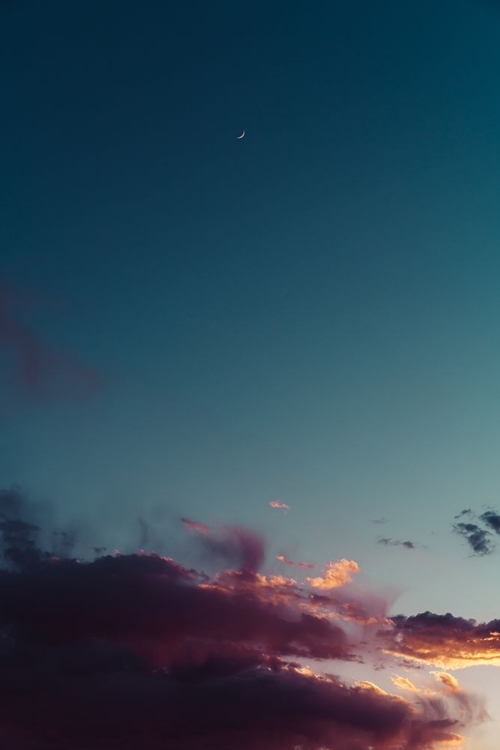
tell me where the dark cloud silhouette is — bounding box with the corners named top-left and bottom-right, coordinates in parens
top-left (187, 522), bottom-right (265, 573)
top-left (453, 521), bottom-right (494, 556)
top-left (0, 283), bottom-right (100, 402)
top-left (0, 642), bottom-right (476, 750)
top-left (0, 488), bottom-right (489, 748)
top-left (378, 538), bottom-right (416, 550)
top-left (452, 507), bottom-right (500, 555)
top-left (480, 509), bottom-right (500, 535)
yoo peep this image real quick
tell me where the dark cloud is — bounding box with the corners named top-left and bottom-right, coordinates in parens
top-left (480, 509), bottom-right (500, 535)
top-left (378, 538), bottom-right (416, 550)
top-left (452, 507), bottom-right (500, 555)
top-left (453, 521), bottom-right (494, 556)
top-left (0, 283), bottom-right (100, 402)
top-left (189, 523), bottom-right (265, 573)
top-left (0, 643), bottom-right (475, 750)
top-left (0, 489), bottom-right (488, 748)
top-left (384, 610), bottom-right (500, 669)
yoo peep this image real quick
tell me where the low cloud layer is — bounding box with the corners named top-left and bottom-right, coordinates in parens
top-left (0, 488), bottom-right (490, 749)
top-left (384, 611), bottom-right (500, 669)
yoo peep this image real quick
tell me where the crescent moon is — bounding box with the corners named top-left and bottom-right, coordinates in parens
top-left (237, 130), bottom-right (246, 139)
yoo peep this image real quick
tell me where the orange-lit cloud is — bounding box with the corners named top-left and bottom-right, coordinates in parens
top-left (307, 558), bottom-right (360, 589)
top-left (384, 611), bottom-right (500, 669)
top-left (276, 554), bottom-right (315, 569)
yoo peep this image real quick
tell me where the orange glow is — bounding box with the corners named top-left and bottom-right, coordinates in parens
top-left (307, 559), bottom-right (360, 590)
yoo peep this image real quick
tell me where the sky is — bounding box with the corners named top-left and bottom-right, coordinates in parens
top-left (2, 0), bottom-right (500, 747)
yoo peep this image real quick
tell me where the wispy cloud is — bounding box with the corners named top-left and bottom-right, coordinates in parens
top-left (180, 517), bottom-right (210, 534)
top-left (181, 517), bottom-right (265, 572)
top-left (276, 554), bottom-right (315, 569)
top-left (452, 509), bottom-right (498, 555)
top-left (378, 538), bottom-right (416, 550)
top-left (480, 509), bottom-right (500, 534)
top-left (0, 283), bottom-right (101, 402)
top-left (269, 499), bottom-right (290, 513)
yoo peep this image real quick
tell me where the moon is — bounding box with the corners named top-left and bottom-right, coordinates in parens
top-left (237, 130), bottom-right (245, 139)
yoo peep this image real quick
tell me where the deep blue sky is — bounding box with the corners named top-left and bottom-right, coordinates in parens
top-left (2, 0), bottom-right (500, 613)
top-left (4, 2), bottom-right (500, 746)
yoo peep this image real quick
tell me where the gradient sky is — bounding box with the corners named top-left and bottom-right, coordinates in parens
top-left (2, 2), bottom-right (500, 748)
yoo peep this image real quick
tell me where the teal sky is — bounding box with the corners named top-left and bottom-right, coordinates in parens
top-left (2, 3), bottom-right (500, 746)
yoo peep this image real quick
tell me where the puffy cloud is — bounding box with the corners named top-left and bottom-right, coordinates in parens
top-left (0, 489), bottom-right (490, 748)
top-left (307, 559), bottom-right (360, 590)
top-left (0, 636), bottom-right (479, 750)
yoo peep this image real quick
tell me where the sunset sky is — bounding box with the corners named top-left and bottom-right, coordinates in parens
top-left (2, 1), bottom-right (500, 748)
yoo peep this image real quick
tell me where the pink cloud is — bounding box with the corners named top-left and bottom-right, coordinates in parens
top-left (269, 500), bottom-right (290, 513)
top-left (0, 283), bottom-right (100, 402)
top-left (180, 517), bottom-right (211, 534)
top-left (276, 554), bottom-right (315, 569)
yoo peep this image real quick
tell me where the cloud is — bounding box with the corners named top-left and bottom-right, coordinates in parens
top-left (453, 521), bottom-right (494, 556)
top-left (185, 522), bottom-right (265, 573)
top-left (307, 559), bottom-right (360, 590)
top-left (383, 611), bottom-right (500, 669)
top-left (378, 538), bottom-right (416, 550)
top-left (452, 508), bottom-right (500, 555)
top-left (0, 283), bottom-right (100, 402)
top-left (269, 500), bottom-right (290, 513)
top-left (480, 509), bottom-right (500, 535)
top-left (276, 554), bottom-right (315, 569)
top-left (0, 644), bottom-right (477, 749)
top-left (180, 517), bottom-right (210, 534)
top-left (0, 488), bottom-right (491, 748)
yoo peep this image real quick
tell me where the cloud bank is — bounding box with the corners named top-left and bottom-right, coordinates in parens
top-left (0, 488), bottom-right (490, 749)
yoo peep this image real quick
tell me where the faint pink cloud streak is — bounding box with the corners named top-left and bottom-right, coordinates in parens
top-left (276, 554), bottom-right (315, 569)
top-left (0, 284), bottom-right (100, 402)
top-left (180, 517), bottom-right (211, 534)
top-left (269, 500), bottom-right (290, 513)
